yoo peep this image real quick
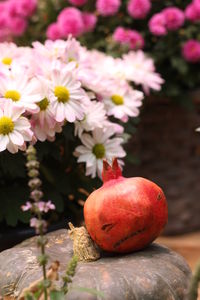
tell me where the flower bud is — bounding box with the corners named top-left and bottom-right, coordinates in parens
top-left (28, 178), bottom-right (42, 189)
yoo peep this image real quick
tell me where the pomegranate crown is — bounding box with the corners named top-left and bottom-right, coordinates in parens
top-left (102, 158), bottom-right (122, 183)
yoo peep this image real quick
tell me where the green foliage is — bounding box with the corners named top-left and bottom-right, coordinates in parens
top-left (188, 261), bottom-right (200, 300)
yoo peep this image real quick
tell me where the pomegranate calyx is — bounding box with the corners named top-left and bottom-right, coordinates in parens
top-left (102, 158), bottom-right (122, 183)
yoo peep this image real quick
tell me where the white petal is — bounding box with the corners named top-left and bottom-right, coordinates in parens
top-left (81, 134), bottom-right (95, 148)
top-left (7, 141), bottom-right (19, 153)
top-left (9, 131), bottom-right (24, 146)
top-left (14, 117), bottom-right (30, 130)
top-left (0, 135), bottom-right (9, 151)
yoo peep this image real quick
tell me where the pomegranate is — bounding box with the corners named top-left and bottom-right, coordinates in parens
top-left (84, 158), bottom-right (168, 253)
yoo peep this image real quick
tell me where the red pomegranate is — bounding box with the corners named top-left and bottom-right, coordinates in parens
top-left (84, 158), bottom-right (168, 253)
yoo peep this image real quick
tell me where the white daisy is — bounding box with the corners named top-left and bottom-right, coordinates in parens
top-left (32, 39), bottom-right (67, 61)
top-left (74, 127), bottom-right (126, 178)
top-left (0, 72), bottom-right (42, 113)
top-left (0, 42), bottom-right (19, 67)
top-left (0, 99), bottom-right (33, 153)
top-left (103, 84), bottom-right (143, 121)
top-left (74, 101), bottom-right (107, 137)
top-left (122, 51), bottom-right (164, 94)
top-left (48, 65), bottom-right (88, 122)
top-left (30, 82), bottom-right (63, 142)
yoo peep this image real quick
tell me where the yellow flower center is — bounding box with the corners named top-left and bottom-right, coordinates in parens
top-left (92, 143), bottom-right (105, 159)
top-left (111, 94), bottom-right (124, 105)
top-left (0, 116), bottom-right (14, 135)
top-left (68, 57), bottom-right (79, 68)
top-left (37, 97), bottom-right (49, 111)
top-left (54, 86), bottom-right (70, 103)
top-left (4, 90), bottom-right (21, 102)
top-left (2, 57), bottom-right (12, 65)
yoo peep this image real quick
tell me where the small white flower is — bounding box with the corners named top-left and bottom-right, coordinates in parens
top-left (103, 84), bottom-right (143, 121)
top-left (74, 127), bottom-right (126, 178)
top-left (0, 72), bottom-right (42, 113)
top-left (0, 99), bottom-right (33, 153)
top-left (122, 51), bottom-right (164, 94)
top-left (74, 101), bottom-right (107, 137)
top-left (48, 65), bottom-right (88, 122)
top-left (0, 42), bottom-right (19, 67)
top-left (33, 39), bottom-right (67, 61)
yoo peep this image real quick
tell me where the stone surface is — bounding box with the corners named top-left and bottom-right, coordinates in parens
top-left (0, 229), bottom-right (191, 300)
top-left (124, 97), bottom-right (200, 235)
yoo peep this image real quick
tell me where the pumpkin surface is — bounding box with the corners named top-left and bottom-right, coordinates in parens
top-left (0, 229), bottom-right (191, 300)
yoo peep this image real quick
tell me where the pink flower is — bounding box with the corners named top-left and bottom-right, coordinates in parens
top-left (37, 201), bottom-right (55, 212)
top-left (82, 12), bottom-right (97, 33)
top-left (57, 7), bottom-right (84, 37)
top-left (149, 13), bottom-right (167, 36)
top-left (21, 201), bottom-right (32, 211)
top-left (185, 2), bottom-right (200, 22)
top-left (68, 0), bottom-right (87, 6)
top-left (96, 0), bottom-right (121, 16)
top-left (127, 0), bottom-right (151, 19)
top-left (15, 0), bottom-right (37, 17)
top-left (182, 40), bottom-right (200, 63)
top-left (113, 27), bottom-right (144, 50)
top-left (162, 7), bottom-right (185, 30)
top-left (8, 17), bottom-right (27, 36)
top-left (185, 4), bottom-right (199, 21)
top-left (46, 22), bottom-right (62, 40)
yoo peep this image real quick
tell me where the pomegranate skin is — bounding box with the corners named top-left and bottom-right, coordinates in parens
top-left (84, 176), bottom-right (168, 253)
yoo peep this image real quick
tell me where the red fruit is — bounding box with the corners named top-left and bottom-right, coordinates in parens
top-left (84, 158), bottom-right (168, 253)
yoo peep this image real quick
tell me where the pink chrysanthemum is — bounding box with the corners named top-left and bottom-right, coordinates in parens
top-left (127, 0), bottom-right (151, 19)
top-left (46, 23), bottom-right (62, 40)
top-left (182, 40), bottom-right (200, 63)
top-left (57, 7), bottom-right (84, 37)
top-left (96, 0), bottom-right (121, 16)
top-left (113, 27), bottom-right (144, 50)
top-left (149, 13), bottom-right (167, 36)
top-left (68, 0), bottom-right (87, 6)
top-left (162, 7), bottom-right (185, 30)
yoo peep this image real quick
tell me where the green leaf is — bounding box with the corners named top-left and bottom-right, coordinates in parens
top-left (71, 286), bottom-right (105, 298)
top-left (50, 290), bottom-right (65, 300)
top-left (0, 151), bottom-right (26, 178)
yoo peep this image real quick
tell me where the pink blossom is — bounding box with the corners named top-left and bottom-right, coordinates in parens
top-left (57, 7), bottom-right (84, 37)
top-left (162, 7), bottom-right (185, 30)
top-left (127, 0), bottom-right (151, 19)
top-left (96, 0), bottom-right (121, 16)
top-left (68, 0), bottom-right (87, 6)
top-left (21, 201), bottom-right (32, 211)
top-left (149, 13), bottom-right (167, 36)
top-left (30, 218), bottom-right (47, 233)
top-left (82, 12), bottom-right (97, 33)
top-left (182, 40), bottom-right (200, 63)
top-left (15, 0), bottom-right (37, 17)
top-left (8, 17), bottom-right (27, 36)
top-left (185, 4), bottom-right (199, 21)
top-left (37, 201), bottom-right (55, 212)
top-left (46, 22), bottom-right (62, 40)
top-left (185, 2), bottom-right (200, 22)
top-left (113, 27), bottom-right (144, 50)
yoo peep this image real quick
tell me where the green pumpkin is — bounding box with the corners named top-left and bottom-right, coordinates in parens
top-left (0, 229), bottom-right (191, 300)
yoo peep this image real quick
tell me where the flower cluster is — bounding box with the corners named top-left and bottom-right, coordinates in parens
top-left (182, 39), bottom-right (200, 63)
top-left (149, 7), bottom-right (185, 36)
top-left (185, 0), bottom-right (200, 22)
top-left (0, 37), bottom-right (163, 177)
top-left (0, 0), bottom-right (37, 41)
top-left (47, 7), bottom-right (97, 40)
top-left (113, 27), bottom-right (144, 50)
